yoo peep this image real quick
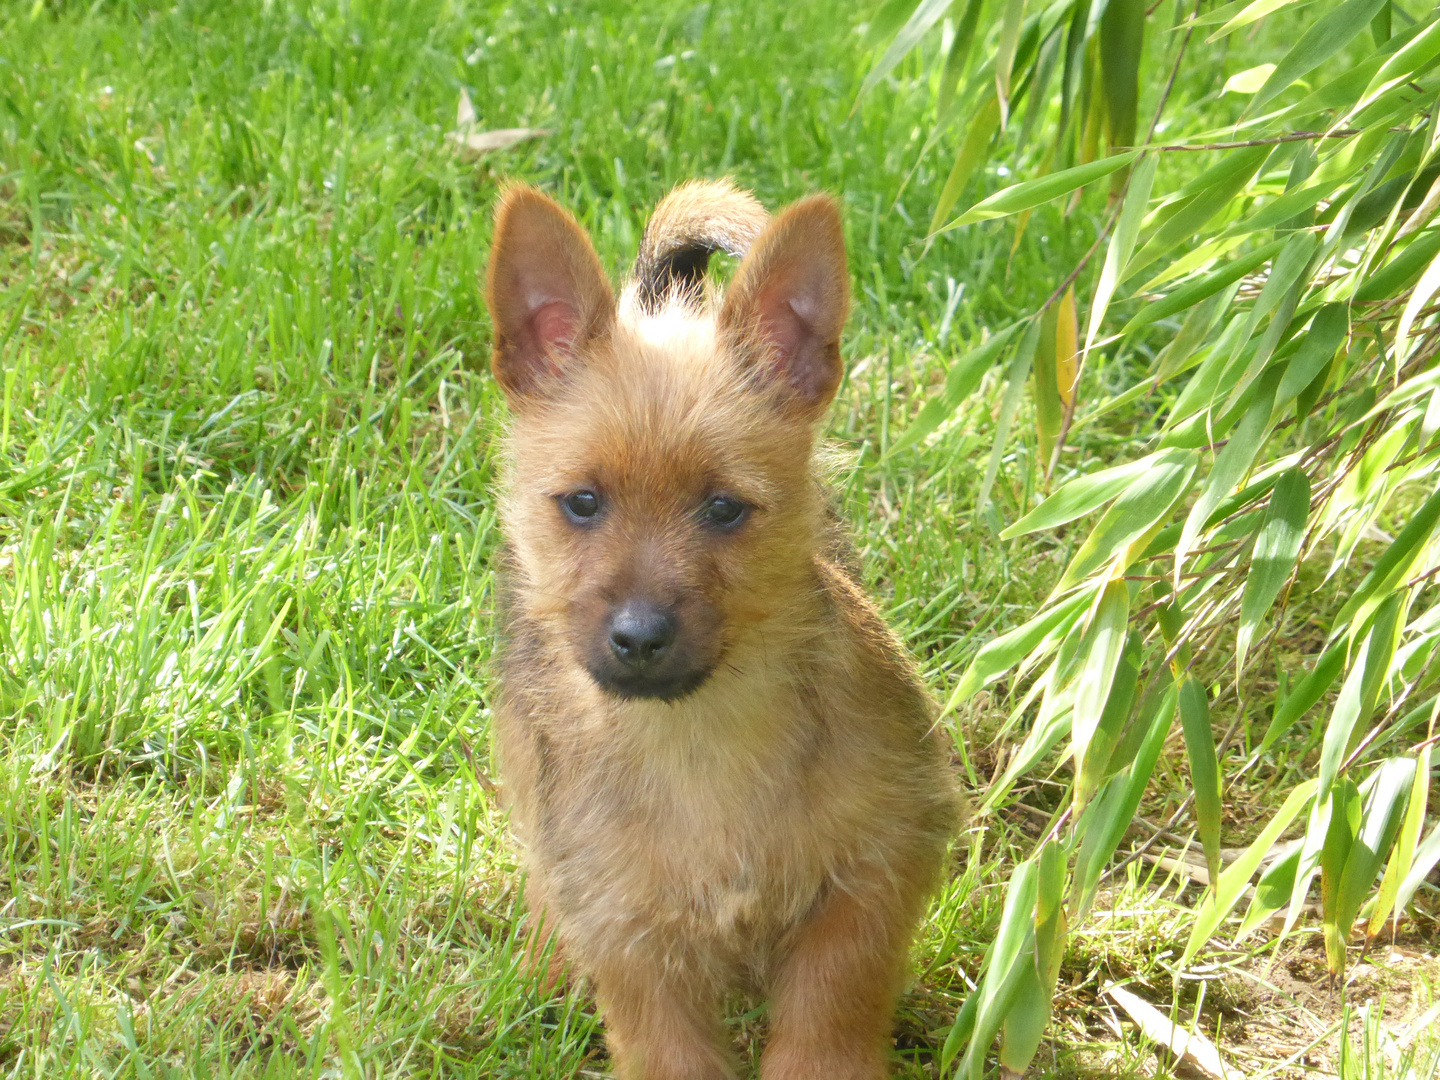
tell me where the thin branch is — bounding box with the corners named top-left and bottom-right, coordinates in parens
top-left (1144, 130), bottom-right (1361, 152)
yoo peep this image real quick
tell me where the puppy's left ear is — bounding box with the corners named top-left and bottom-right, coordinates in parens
top-left (719, 194), bottom-right (849, 420)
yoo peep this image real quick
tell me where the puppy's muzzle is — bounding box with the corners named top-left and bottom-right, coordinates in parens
top-left (587, 599), bottom-right (713, 702)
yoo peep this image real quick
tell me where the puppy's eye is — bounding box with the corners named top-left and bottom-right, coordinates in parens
top-left (702, 495), bottom-right (747, 529)
top-left (560, 490), bottom-right (600, 522)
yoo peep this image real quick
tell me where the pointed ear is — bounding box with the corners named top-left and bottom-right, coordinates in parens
top-left (486, 184), bottom-right (615, 403)
top-left (718, 194), bottom-right (849, 419)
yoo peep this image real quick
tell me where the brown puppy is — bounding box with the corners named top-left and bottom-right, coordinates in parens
top-left (486, 179), bottom-right (955, 1080)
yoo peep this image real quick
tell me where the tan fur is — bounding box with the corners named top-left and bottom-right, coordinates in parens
top-left (486, 180), bottom-right (956, 1080)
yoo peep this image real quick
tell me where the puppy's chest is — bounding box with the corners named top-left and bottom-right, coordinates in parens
top-left (562, 708), bottom-right (832, 936)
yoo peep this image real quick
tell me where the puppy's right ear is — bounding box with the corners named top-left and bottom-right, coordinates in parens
top-left (486, 185), bottom-right (615, 403)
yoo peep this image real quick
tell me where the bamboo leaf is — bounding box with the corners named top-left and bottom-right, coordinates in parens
top-left (1217, 232), bottom-right (1317, 416)
top-left (1056, 451), bottom-right (1198, 591)
top-left (1179, 676), bottom-right (1224, 885)
top-left (994, 0), bottom-right (1027, 128)
top-left (1236, 468), bottom-right (1311, 672)
top-left (890, 320), bottom-right (1028, 455)
top-left (1036, 304), bottom-right (1065, 467)
top-left (1056, 286), bottom-right (1078, 407)
top-left (1320, 778), bottom-right (1362, 977)
top-left (959, 857), bottom-right (1040, 1080)
top-left (930, 95), bottom-right (1003, 233)
top-left (865, 0), bottom-right (924, 43)
top-left (1174, 387), bottom-right (1274, 587)
top-left (1182, 779), bottom-right (1318, 965)
top-left (1366, 740), bottom-right (1431, 939)
top-left (859, 0), bottom-right (954, 98)
top-left (943, 149), bottom-right (1142, 230)
top-left (1127, 146), bottom-right (1272, 277)
top-left (1332, 759), bottom-right (1414, 963)
top-left (1076, 632), bottom-right (1141, 804)
top-left (1085, 153), bottom-right (1157, 358)
top-left (1395, 245), bottom-right (1440, 364)
top-left (1072, 580), bottom-right (1131, 809)
top-left (1352, 15), bottom-right (1440, 117)
top-left (1355, 227), bottom-right (1440, 302)
top-left (1099, 0), bottom-right (1144, 155)
top-left (1318, 594), bottom-right (1403, 800)
top-left (936, 0), bottom-right (986, 118)
top-left (1236, 844), bottom-right (1301, 938)
top-left (1393, 817), bottom-right (1440, 921)
top-left (1071, 682), bottom-right (1178, 918)
top-left (1223, 63), bottom-right (1276, 94)
top-left (998, 958), bottom-right (1052, 1077)
top-left (1225, 176), bottom-right (1346, 237)
top-left (1274, 304), bottom-right (1349, 417)
top-left (1252, 0), bottom-right (1391, 112)
top-left (1209, 0), bottom-right (1310, 40)
top-left (1123, 239), bottom-right (1287, 332)
top-left (1000, 841), bottom-right (1067, 1076)
top-left (979, 320), bottom-right (1042, 511)
top-left (1328, 484), bottom-right (1440, 640)
top-left (1004, 449), bottom-right (1192, 538)
top-left (949, 587), bottom-right (1096, 705)
top-left (1260, 643), bottom-right (1345, 754)
top-left (982, 698), bottom-right (1073, 811)
top-left (1283, 792), bottom-right (1335, 943)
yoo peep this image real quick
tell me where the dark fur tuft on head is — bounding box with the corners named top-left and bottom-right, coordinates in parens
top-left (632, 179), bottom-right (768, 312)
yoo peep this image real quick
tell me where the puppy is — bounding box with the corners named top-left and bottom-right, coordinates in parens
top-left (486, 178), bottom-right (955, 1080)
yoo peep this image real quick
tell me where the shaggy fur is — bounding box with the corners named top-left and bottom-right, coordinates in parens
top-left (486, 180), bottom-right (956, 1080)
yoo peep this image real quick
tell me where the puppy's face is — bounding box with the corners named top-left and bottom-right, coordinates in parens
top-left (487, 185), bottom-right (848, 702)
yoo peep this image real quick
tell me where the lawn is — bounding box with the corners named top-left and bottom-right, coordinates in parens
top-left (1, 0), bottom-right (1437, 1077)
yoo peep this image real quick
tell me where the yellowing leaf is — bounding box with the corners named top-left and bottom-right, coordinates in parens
top-left (1223, 63), bottom-right (1276, 94)
top-left (1056, 287), bottom-right (1079, 406)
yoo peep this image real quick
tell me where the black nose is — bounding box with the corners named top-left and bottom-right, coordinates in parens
top-left (608, 603), bottom-right (677, 668)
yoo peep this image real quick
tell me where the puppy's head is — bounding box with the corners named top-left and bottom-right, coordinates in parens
top-left (487, 184), bottom-right (848, 702)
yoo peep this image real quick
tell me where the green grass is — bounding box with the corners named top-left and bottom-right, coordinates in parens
top-left (1, 0), bottom-right (1437, 1077)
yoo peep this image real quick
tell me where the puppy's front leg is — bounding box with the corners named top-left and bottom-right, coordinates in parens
top-left (760, 887), bottom-right (913, 1080)
top-left (595, 960), bottom-right (734, 1080)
